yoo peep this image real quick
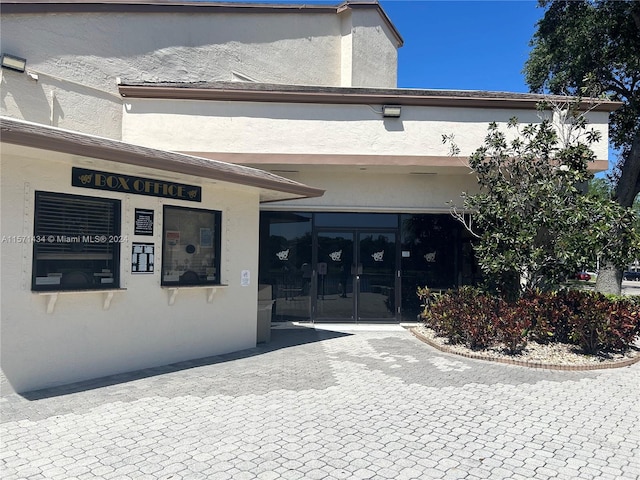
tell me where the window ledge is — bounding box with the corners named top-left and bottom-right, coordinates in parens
top-left (161, 284), bottom-right (229, 305)
top-left (35, 288), bottom-right (126, 314)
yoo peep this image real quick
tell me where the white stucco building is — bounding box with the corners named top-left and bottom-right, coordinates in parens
top-left (0, 0), bottom-right (618, 392)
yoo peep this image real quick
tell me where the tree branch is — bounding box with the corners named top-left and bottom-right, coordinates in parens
top-left (631, 8), bottom-right (640, 31)
top-left (614, 129), bottom-right (640, 206)
top-left (608, 79), bottom-right (633, 102)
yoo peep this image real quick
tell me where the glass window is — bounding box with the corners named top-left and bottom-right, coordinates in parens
top-left (162, 206), bottom-right (221, 286)
top-left (32, 191), bottom-right (121, 291)
top-left (314, 212), bottom-right (397, 228)
top-left (400, 214), bottom-right (463, 321)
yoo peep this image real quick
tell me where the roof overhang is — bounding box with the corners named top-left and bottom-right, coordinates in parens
top-left (0, 117), bottom-right (324, 203)
top-left (118, 82), bottom-right (622, 112)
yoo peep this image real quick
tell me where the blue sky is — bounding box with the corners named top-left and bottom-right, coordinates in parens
top-left (213, 0), bottom-right (545, 91)
top-left (382, 1), bottom-right (544, 92)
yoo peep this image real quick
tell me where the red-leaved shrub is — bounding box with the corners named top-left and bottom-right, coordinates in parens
top-left (494, 299), bottom-right (532, 354)
top-left (420, 288), bottom-right (640, 355)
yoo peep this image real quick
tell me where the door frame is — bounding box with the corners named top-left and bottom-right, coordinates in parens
top-left (311, 227), bottom-right (400, 323)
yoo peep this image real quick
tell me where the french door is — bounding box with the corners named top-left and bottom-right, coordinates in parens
top-left (314, 229), bottom-right (398, 322)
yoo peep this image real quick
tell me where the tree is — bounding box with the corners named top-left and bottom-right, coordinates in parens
top-left (445, 101), bottom-right (640, 301)
top-left (587, 177), bottom-right (640, 269)
top-left (525, 0), bottom-right (640, 294)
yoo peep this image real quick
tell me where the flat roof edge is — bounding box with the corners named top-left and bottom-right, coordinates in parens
top-left (118, 83), bottom-right (622, 112)
top-left (0, 1), bottom-right (339, 14)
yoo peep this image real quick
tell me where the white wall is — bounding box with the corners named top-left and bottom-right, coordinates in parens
top-left (121, 99), bottom-right (612, 161)
top-left (339, 8), bottom-right (398, 87)
top-left (1, 143), bottom-right (261, 393)
top-left (348, 8), bottom-right (398, 88)
top-left (0, 6), bottom-right (399, 139)
top-left (266, 169), bottom-right (480, 211)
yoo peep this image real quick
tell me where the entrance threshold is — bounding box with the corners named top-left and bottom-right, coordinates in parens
top-left (271, 321), bottom-right (408, 332)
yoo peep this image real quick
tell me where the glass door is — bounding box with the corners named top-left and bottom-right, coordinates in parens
top-left (314, 230), bottom-right (398, 322)
top-left (357, 231), bottom-right (397, 321)
top-left (315, 231), bottom-right (355, 321)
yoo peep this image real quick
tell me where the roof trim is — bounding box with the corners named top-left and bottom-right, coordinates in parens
top-left (0, 117), bottom-right (324, 202)
top-left (337, 1), bottom-right (403, 47)
top-left (118, 82), bottom-right (622, 112)
top-left (0, 0), bottom-right (403, 46)
top-left (183, 151), bottom-right (610, 173)
top-left (0, 0), bottom-right (341, 13)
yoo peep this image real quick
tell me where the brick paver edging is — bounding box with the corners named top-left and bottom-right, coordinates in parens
top-left (410, 327), bottom-right (640, 371)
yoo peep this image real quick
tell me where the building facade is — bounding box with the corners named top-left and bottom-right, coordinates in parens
top-left (1, 1), bottom-right (617, 391)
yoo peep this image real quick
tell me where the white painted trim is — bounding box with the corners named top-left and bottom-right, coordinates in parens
top-left (162, 285), bottom-right (229, 306)
top-left (36, 289), bottom-right (127, 314)
top-left (259, 205), bottom-right (472, 214)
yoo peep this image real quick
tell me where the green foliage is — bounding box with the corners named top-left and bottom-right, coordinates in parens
top-left (525, 1), bottom-right (640, 294)
top-left (448, 105), bottom-right (640, 299)
top-left (588, 177), bottom-right (640, 233)
top-left (447, 102), bottom-right (640, 298)
top-left (525, 0), bottom-right (640, 157)
top-left (420, 288), bottom-right (640, 355)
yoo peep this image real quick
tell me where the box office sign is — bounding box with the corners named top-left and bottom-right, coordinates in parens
top-left (72, 167), bottom-right (201, 202)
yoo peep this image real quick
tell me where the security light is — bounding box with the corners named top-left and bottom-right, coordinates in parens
top-left (1, 53), bottom-right (27, 73)
top-left (382, 105), bottom-right (401, 118)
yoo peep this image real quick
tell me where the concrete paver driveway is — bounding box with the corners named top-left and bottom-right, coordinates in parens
top-left (1, 325), bottom-right (639, 480)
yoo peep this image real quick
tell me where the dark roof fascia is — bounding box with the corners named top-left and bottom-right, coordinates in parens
top-left (118, 82), bottom-right (623, 112)
top-left (0, 0), bottom-right (339, 14)
top-left (0, 116), bottom-right (324, 200)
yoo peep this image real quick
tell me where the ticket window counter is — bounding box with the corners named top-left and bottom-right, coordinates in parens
top-left (31, 192), bottom-right (225, 294)
top-left (161, 205), bottom-right (221, 287)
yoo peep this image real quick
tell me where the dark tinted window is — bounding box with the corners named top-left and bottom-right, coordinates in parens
top-left (32, 191), bottom-right (120, 291)
top-left (162, 205), bottom-right (221, 286)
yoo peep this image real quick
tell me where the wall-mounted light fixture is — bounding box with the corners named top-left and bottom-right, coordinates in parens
top-left (382, 105), bottom-right (402, 118)
top-left (1, 53), bottom-right (27, 73)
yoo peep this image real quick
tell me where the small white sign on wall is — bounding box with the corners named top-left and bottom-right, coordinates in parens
top-left (241, 270), bottom-right (250, 287)
top-left (132, 243), bottom-right (154, 274)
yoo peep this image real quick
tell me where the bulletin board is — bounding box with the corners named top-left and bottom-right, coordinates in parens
top-left (132, 243), bottom-right (155, 274)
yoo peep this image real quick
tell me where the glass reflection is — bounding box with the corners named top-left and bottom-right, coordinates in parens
top-left (358, 232), bottom-right (396, 319)
top-left (259, 212), bottom-right (312, 322)
top-left (259, 211), bottom-right (478, 323)
top-left (316, 232), bottom-right (354, 320)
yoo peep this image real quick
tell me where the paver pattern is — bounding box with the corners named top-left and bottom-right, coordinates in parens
top-left (1, 325), bottom-right (639, 480)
